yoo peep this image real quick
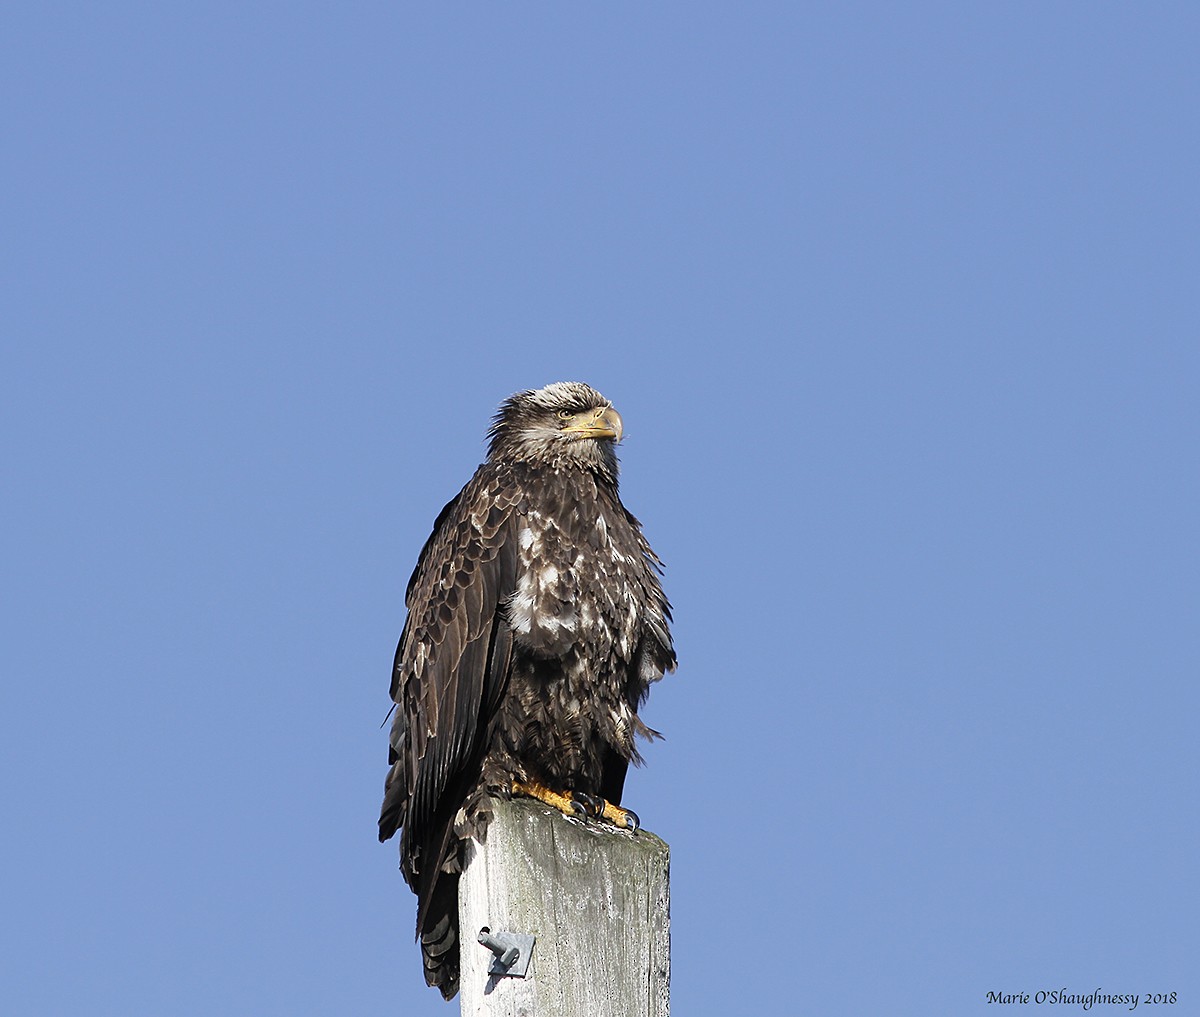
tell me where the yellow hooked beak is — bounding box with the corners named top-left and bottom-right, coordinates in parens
top-left (560, 405), bottom-right (624, 442)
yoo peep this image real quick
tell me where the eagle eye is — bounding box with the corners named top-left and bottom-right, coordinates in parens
top-left (556, 409), bottom-right (573, 420)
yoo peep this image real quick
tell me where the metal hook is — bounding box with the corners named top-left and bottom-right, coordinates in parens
top-left (477, 926), bottom-right (536, 978)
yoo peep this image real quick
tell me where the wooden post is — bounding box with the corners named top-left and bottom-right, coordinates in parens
top-left (458, 796), bottom-right (671, 1017)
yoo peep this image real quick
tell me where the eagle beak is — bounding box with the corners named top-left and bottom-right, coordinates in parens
top-left (562, 406), bottom-right (624, 442)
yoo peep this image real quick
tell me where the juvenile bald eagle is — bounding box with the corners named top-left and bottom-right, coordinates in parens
top-left (379, 382), bottom-right (676, 999)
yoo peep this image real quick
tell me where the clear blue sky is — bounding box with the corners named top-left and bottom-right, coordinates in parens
top-left (3, 4), bottom-right (1197, 1015)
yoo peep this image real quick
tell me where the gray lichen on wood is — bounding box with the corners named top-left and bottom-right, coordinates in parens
top-left (458, 796), bottom-right (670, 1017)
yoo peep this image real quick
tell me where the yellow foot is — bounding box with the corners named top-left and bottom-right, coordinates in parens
top-left (511, 781), bottom-right (639, 832)
top-left (598, 798), bottom-right (640, 832)
top-left (511, 780), bottom-right (584, 819)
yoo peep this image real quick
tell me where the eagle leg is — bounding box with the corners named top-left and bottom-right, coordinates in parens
top-left (599, 800), bottom-right (639, 833)
top-left (511, 782), bottom-right (639, 832)
top-left (570, 790), bottom-right (639, 832)
top-left (511, 780), bottom-right (589, 820)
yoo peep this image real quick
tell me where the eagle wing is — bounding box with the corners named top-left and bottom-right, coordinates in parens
top-left (378, 466), bottom-right (518, 926)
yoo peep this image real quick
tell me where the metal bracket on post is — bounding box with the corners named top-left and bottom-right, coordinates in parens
top-left (477, 926), bottom-right (536, 978)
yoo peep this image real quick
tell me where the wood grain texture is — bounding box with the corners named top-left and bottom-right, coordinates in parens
top-left (458, 797), bottom-right (670, 1017)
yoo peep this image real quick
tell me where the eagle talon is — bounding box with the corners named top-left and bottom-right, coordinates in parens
top-left (512, 780), bottom-right (599, 823)
top-left (598, 799), bottom-right (639, 831)
top-left (570, 790), bottom-right (602, 819)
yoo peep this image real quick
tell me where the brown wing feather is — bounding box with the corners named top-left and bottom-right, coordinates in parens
top-left (378, 466), bottom-right (518, 929)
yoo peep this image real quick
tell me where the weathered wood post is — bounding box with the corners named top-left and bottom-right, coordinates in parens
top-left (458, 796), bottom-right (671, 1017)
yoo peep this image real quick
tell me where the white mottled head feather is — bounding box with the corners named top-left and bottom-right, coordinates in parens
top-left (487, 381), bottom-right (622, 480)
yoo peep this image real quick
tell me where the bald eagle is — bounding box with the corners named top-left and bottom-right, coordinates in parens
top-left (379, 382), bottom-right (676, 999)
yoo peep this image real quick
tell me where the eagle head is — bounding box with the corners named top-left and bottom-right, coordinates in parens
top-left (487, 382), bottom-right (624, 478)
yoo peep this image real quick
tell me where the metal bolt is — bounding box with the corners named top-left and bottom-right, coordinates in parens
top-left (478, 926), bottom-right (520, 968)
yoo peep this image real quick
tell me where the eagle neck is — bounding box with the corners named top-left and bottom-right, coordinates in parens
top-left (512, 460), bottom-right (618, 499)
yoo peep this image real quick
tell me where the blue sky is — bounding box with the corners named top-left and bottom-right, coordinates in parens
top-left (3, 4), bottom-right (1197, 1015)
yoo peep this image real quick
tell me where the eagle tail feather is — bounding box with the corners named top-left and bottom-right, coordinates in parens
top-left (420, 875), bottom-right (461, 1000)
